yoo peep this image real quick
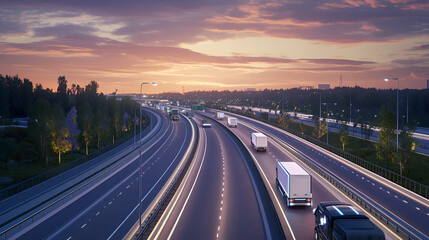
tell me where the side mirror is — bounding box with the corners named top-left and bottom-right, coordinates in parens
top-left (313, 208), bottom-right (317, 215)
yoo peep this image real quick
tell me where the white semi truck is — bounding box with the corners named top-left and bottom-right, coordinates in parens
top-left (215, 112), bottom-right (225, 120)
top-left (227, 117), bottom-right (237, 127)
top-left (251, 132), bottom-right (267, 152)
top-left (276, 161), bottom-right (312, 206)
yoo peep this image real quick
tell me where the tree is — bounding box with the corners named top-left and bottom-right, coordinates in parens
top-left (299, 121), bottom-right (304, 135)
top-left (78, 102), bottom-right (92, 155)
top-left (57, 76), bottom-right (68, 110)
top-left (0, 137), bottom-right (19, 170)
top-left (93, 109), bottom-right (107, 148)
top-left (339, 122), bottom-right (349, 150)
top-left (30, 99), bottom-right (52, 167)
top-left (0, 75), bottom-right (10, 118)
top-left (398, 122), bottom-right (419, 175)
top-left (277, 114), bottom-right (290, 129)
top-left (312, 116), bottom-right (327, 139)
top-left (50, 104), bottom-right (71, 165)
top-left (51, 126), bottom-right (71, 165)
top-left (375, 109), bottom-right (396, 169)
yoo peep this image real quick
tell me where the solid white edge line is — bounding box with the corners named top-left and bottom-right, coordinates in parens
top-left (166, 121), bottom-right (208, 239)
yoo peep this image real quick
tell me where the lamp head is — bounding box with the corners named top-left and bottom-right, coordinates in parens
top-left (153, 82), bottom-right (158, 86)
top-left (384, 78), bottom-right (389, 82)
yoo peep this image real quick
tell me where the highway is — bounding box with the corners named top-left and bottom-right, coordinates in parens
top-left (7, 109), bottom-right (195, 240)
top-left (202, 109), bottom-right (429, 239)
top-left (148, 115), bottom-right (284, 239)
top-left (228, 105), bottom-right (429, 155)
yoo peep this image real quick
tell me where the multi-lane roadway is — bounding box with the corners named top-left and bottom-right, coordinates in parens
top-left (148, 115), bottom-right (284, 239)
top-left (3, 108), bottom-right (195, 240)
top-left (204, 109), bottom-right (429, 239)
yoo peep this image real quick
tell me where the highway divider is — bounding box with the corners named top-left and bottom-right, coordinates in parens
top-left (129, 114), bottom-right (199, 240)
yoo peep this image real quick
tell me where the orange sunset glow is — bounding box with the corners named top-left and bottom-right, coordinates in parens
top-left (1, 0), bottom-right (429, 93)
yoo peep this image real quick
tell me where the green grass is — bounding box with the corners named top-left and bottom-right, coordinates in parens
top-left (0, 129), bottom-right (140, 190)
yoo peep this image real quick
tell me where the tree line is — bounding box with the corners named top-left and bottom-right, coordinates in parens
top-left (161, 87), bottom-right (429, 127)
top-left (0, 75), bottom-right (141, 169)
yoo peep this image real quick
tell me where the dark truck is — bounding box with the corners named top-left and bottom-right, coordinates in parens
top-left (170, 108), bottom-right (180, 121)
top-left (313, 202), bottom-right (385, 240)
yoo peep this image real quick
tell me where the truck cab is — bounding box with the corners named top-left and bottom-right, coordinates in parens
top-left (313, 202), bottom-right (385, 240)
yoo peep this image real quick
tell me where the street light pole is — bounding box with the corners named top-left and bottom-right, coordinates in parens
top-left (138, 82), bottom-right (157, 230)
top-left (384, 77), bottom-right (399, 163)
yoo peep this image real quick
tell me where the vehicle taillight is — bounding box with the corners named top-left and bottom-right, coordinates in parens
top-left (307, 198), bottom-right (311, 202)
top-left (289, 199), bottom-right (294, 202)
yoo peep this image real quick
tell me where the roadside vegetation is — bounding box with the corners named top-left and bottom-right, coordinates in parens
top-left (0, 75), bottom-right (144, 188)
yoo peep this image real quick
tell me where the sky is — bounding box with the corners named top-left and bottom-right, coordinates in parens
top-left (1, 0), bottom-right (429, 94)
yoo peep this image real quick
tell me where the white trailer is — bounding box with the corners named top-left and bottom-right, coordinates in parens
top-left (276, 162), bottom-right (312, 207)
top-left (227, 117), bottom-right (238, 127)
top-left (216, 112), bottom-right (225, 120)
top-left (251, 132), bottom-right (267, 152)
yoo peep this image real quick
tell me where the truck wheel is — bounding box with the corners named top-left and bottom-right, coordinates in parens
top-left (314, 229), bottom-right (319, 240)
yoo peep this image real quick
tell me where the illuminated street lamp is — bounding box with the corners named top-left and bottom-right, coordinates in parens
top-left (138, 82), bottom-right (157, 230)
top-left (384, 77), bottom-right (399, 163)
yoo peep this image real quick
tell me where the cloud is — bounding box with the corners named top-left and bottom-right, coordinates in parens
top-left (300, 59), bottom-right (375, 65)
top-left (410, 43), bottom-right (429, 51)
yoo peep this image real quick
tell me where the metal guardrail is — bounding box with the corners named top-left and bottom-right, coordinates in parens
top-left (221, 109), bottom-right (427, 240)
top-left (0, 110), bottom-right (164, 239)
top-left (225, 109), bottom-right (429, 199)
top-left (271, 135), bottom-right (427, 240)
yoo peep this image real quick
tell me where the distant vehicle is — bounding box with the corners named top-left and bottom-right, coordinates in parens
top-left (216, 112), bottom-right (225, 120)
top-left (170, 108), bottom-right (180, 121)
top-left (276, 162), bottom-right (312, 206)
top-left (251, 132), bottom-right (267, 152)
top-left (202, 119), bottom-right (211, 127)
top-left (313, 202), bottom-right (385, 240)
top-left (159, 105), bottom-right (165, 111)
top-left (227, 117), bottom-right (237, 127)
top-left (192, 105), bottom-right (204, 111)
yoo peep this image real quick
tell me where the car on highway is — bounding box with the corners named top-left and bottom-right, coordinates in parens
top-left (202, 119), bottom-right (212, 127)
top-left (313, 202), bottom-right (385, 240)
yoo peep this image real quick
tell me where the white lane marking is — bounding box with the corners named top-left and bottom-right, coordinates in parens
top-left (126, 185), bottom-right (130, 189)
top-left (167, 126), bottom-right (207, 240)
top-left (416, 207), bottom-right (420, 210)
top-left (109, 119), bottom-right (190, 240)
top-left (96, 212), bottom-right (100, 216)
top-left (67, 237), bottom-right (72, 240)
top-left (81, 223), bottom-right (87, 229)
top-left (109, 201), bottom-right (112, 205)
top-left (403, 200), bottom-right (408, 204)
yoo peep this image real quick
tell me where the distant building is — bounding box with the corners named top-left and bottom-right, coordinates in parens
top-left (318, 84), bottom-right (330, 90)
top-left (427, 79), bottom-right (429, 89)
top-left (246, 88), bottom-right (256, 91)
top-left (299, 86), bottom-right (314, 90)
